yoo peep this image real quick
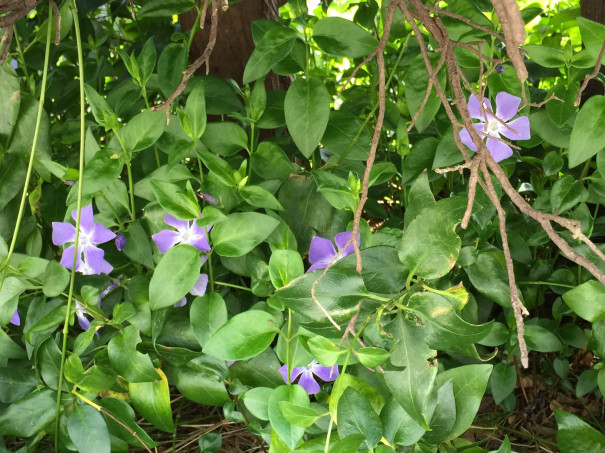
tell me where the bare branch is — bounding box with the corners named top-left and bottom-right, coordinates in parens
top-left (575, 39), bottom-right (605, 107)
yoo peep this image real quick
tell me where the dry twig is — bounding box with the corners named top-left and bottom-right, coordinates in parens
top-left (49, 0), bottom-right (60, 45)
top-left (575, 39), bottom-right (605, 107)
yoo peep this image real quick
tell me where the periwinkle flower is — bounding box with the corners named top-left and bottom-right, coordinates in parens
top-left (459, 92), bottom-right (530, 162)
top-left (152, 215), bottom-right (211, 253)
top-left (75, 302), bottom-right (94, 331)
top-left (496, 64), bottom-right (505, 74)
top-left (9, 309), bottom-right (20, 326)
top-left (279, 360), bottom-right (339, 395)
top-left (115, 232), bottom-right (126, 251)
top-left (52, 205), bottom-right (116, 275)
top-left (307, 231), bottom-right (358, 273)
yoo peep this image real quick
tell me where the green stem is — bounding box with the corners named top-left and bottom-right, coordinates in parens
top-left (56, 2), bottom-right (86, 449)
top-left (112, 129), bottom-right (136, 221)
top-left (214, 281), bottom-right (251, 291)
top-left (207, 252), bottom-right (214, 292)
top-left (0, 4), bottom-right (53, 294)
top-left (518, 280), bottom-right (575, 289)
top-left (286, 309), bottom-right (292, 385)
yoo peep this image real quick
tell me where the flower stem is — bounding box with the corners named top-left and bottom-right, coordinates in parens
top-left (286, 309), bottom-right (292, 385)
top-left (214, 281), bottom-right (251, 292)
top-left (56, 1), bottom-right (86, 448)
top-left (112, 129), bottom-right (136, 221)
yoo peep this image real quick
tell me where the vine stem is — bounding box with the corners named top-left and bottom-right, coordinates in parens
top-left (55, 1), bottom-right (86, 448)
top-left (0, 3), bottom-right (53, 293)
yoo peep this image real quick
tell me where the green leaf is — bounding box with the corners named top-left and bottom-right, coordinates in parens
top-left (0, 367), bottom-right (38, 403)
top-left (158, 44), bottom-right (189, 98)
top-left (183, 82), bottom-right (207, 140)
top-left (67, 404), bottom-right (111, 453)
top-left (555, 409), bottom-right (605, 452)
top-left (268, 385), bottom-right (309, 450)
top-left (38, 337), bottom-right (66, 391)
top-left (577, 17), bottom-right (605, 64)
top-left (136, 37), bottom-right (156, 88)
top-left (123, 221), bottom-right (155, 269)
top-left (284, 77), bottom-right (331, 158)
top-left (524, 324), bottom-right (563, 352)
top-left (0, 276), bottom-right (28, 325)
top-left (151, 180), bottom-right (201, 220)
top-left (489, 363), bottom-right (517, 405)
top-left (329, 434), bottom-right (366, 453)
top-left (204, 310), bottom-right (278, 361)
top-left (467, 252), bottom-right (513, 307)
top-left (279, 401), bottom-right (323, 427)
top-left (129, 369), bottom-right (174, 432)
top-left (408, 292), bottom-right (493, 349)
top-left (100, 398), bottom-right (159, 449)
top-left (67, 148), bottom-right (124, 204)
top-left (380, 398), bottom-right (425, 447)
top-left (569, 96), bottom-right (605, 168)
top-left (190, 292), bottom-right (228, 348)
top-left (202, 122), bottom-right (248, 156)
top-left (256, 91), bottom-right (287, 129)
top-left (562, 280), bottom-right (605, 322)
top-left (0, 329), bottom-right (26, 359)
top-left (337, 387), bottom-right (383, 450)
top-left (550, 174), bottom-right (585, 215)
top-left (84, 84), bottom-right (117, 130)
top-left (121, 110), bottom-right (166, 153)
top-left (138, 0), bottom-right (196, 17)
top-left (398, 197), bottom-right (465, 279)
top-left (249, 78), bottom-right (267, 121)
top-left (243, 27), bottom-right (298, 84)
top-left (174, 366), bottom-right (230, 406)
top-left (25, 299), bottom-right (67, 333)
top-left (107, 325), bottom-right (159, 382)
top-left (149, 245), bottom-right (202, 310)
top-left (0, 65), bottom-right (20, 147)
top-left (0, 389), bottom-right (56, 437)
top-left (242, 387), bottom-right (273, 420)
top-left (404, 172), bottom-right (434, 227)
top-left (313, 17), bottom-right (378, 58)
top-left (269, 249), bottom-right (304, 288)
top-left (196, 149), bottom-right (237, 187)
top-left (0, 155), bottom-right (27, 212)
top-left (211, 212), bottom-right (279, 257)
top-left (329, 373), bottom-right (385, 418)
top-left (434, 364), bottom-right (492, 439)
top-left (64, 354), bottom-right (118, 394)
top-left (240, 185), bottom-right (284, 211)
top-left (522, 44), bottom-right (566, 67)
top-left (307, 336), bottom-right (346, 366)
top-left (576, 369), bottom-right (598, 397)
top-left (546, 83), bottom-right (578, 127)
top-left (405, 54), bottom-right (447, 132)
top-left (423, 380), bottom-right (456, 445)
top-left (274, 265), bottom-right (370, 324)
top-left (356, 347), bottom-right (390, 368)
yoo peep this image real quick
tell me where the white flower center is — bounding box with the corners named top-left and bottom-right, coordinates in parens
top-left (485, 117), bottom-right (501, 136)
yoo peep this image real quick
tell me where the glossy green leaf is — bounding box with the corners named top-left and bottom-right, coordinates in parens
top-left (398, 197), bottom-right (465, 279)
top-left (158, 44), bottom-right (188, 98)
top-left (121, 110), bottom-right (166, 153)
top-left (555, 409), bottom-right (605, 452)
top-left (0, 389), bottom-right (56, 437)
top-left (190, 292), bottom-right (228, 348)
top-left (136, 37), bottom-right (156, 87)
top-left (405, 54), bottom-right (447, 132)
top-left (269, 249), bottom-right (304, 288)
top-left (138, 0), bottom-right (196, 17)
top-left (240, 185), bottom-right (284, 211)
top-left (64, 354), bottom-right (117, 394)
top-left (173, 365), bottom-right (230, 406)
top-left (123, 220), bottom-right (155, 269)
top-left (467, 252), bottom-right (513, 308)
top-left (129, 369), bottom-right (174, 432)
top-left (67, 404), bottom-right (111, 453)
top-left (0, 367), bottom-right (38, 403)
top-left (150, 180), bottom-right (201, 220)
top-left (41, 261), bottom-right (68, 298)
top-left (268, 385), bottom-right (309, 449)
top-left (434, 364), bottom-right (492, 439)
top-left (242, 387), bottom-right (273, 420)
top-left (524, 324), bottom-right (564, 352)
top-left (149, 245), bottom-right (202, 310)
top-left (0, 66), bottom-right (20, 146)
top-left (321, 110), bottom-right (372, 161)
top-left (577, 17), bottom-right (605, 64)
top-left (196, 149), bottom-right (237, 186)
top-left (562, 280), bottom-right (605, 322)
top-left (211, 212), bottom-right (279, 257)
top-left (84, 84), bottom-right (117, 130)
top-left (489, 363), bottom-right (517, 405)
top-left (357, 347), bottom-right (390, 367)
top-left (337, 387), bottom-right (383, 450)
top-left (329, 373), bottom-right (385, 418)
top-left (522, 44), bottom-right (566, 67)
top-left (183, 82), bottom-right (207, 140)
top-left (284, 77), bottom-right (331, 158)
top-left (423, 380), bottom-right (456, 445)
top-left (204, 310), bottom-right (279, 361)
top-left (569, 96), bottom-right (605, 168)
top-left (380, 398), bottom-right (426, 447)
top-left (202, 122), bottom-right (248, 156)
top-left (313, 17), bottom-right (378, 58)
top-left (307, 336), bottom-right (345, 366)
top-left (279, 401), bottom-right (323, 427)
top-left (243, 27), bottom-right (298, 84)
top-left (0, 329), bottom-right (26, 359)
top-left (107, 325), bottom-right (159, 382)
top-left (329, 434), bottom-right (366, 453)
top-left (550, 174), bottom-right (585, 214)
top-left (100, 398), bottom-right (159, 449)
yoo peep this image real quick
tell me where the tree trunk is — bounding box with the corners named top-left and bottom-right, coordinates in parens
top-left (580, 0), bottom-right (605, 100)
top-left (180, 0), bottom-right (290, 91)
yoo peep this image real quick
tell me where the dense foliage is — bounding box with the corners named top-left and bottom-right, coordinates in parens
top-left (1, 0), bottom-right (605, 451)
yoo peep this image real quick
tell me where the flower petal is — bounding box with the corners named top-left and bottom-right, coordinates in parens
top-left (90, 223), bottom-right (116, 245)
top-left (60, 245), bottom-right (82, 270)
top-left (467, 94), bottom-right (493, 120)
top-left (52, 222), bottom-right (76, 245)
top-left (188, 232), bottom-right (211, 252)
top-left (298, 370), bottom-right (321, 395)
top-left (83, 246), bottom-right (113, 275)
top-left (460, 127), bottom-right (478, 151)
top-left (72, 205), bottom-right (95, 234)
top-left (486, 138), bottom-right (513, 162)
top-left (76, 311), bottom-right (91, 331)
top-left (174, 297), bottom-right (187, 308)
top-left (279, 364), bottom-right (289, 383)
top-left (10, 309), bottom-right (20, 326)
top-left (308, 236), bottom-right (336, 270)
top-left (190, 274), bottom-right (208, 297)
top-left (495, 92), bottom-right (521, 123)
top-left (163, 215), bottom-right (190, 232)
top-left (312, 363), bottom-right (339, 382)
top-left (152, 229), bottom-right (182, 253)
top-left (500, 116), bottom-right (530, 141)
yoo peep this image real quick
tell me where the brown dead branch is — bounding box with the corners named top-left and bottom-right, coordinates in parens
top-left (575, 39), bottom-right (605, 107)
top-left (0, 24), bottom-right (12, 67)
top-left (491, 0), bottom-right (528, 82)
top-left (49, 0), bottom-right (60, 45)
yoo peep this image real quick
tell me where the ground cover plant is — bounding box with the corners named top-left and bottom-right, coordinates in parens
top-left (1, 0), bottom-right (605, 451)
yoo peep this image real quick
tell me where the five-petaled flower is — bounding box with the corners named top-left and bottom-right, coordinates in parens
top-left (307, 231), bottom-right (358, 273)
top-left (460, 92), bottom-right (530, 162)
top-left (52, 205), bottom-right (115, 275)
top-left (152, 215), bottom-right (211, 253)
top-left (279, 360), bottom-right (339, 395)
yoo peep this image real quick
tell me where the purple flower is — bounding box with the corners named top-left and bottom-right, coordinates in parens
top-left (460, 92), bottom-right (530, 162)
top-left (174, 256), bottom-right (209, 307)
top-left (11, 60), bottom-right (18, 70)
top-left (9, 309), bottom-right (20, 326)
top-left (52, 205), bottom-right (116, 275)
top-left (279, 360), bottom-right (339, 395)
top-left (152, 215), bottom-right (211, 254)
top-left (115, 232), bottom-right (126, 251)
top-left (496, 64), bottom-right (505, 74)
top-left (200, 193), bottom-right (218, 206)
top-left (307, 231), bottom-right (358, 273)
top-left (75, 302), bottom-right (94, 331)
